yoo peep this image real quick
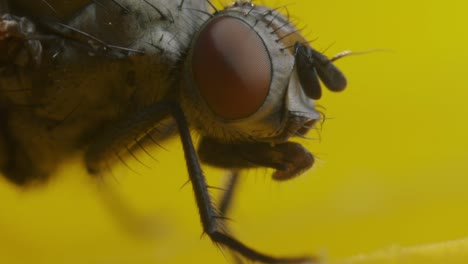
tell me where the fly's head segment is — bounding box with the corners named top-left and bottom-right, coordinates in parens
top-left (180, 1), bottom-right (347, 145)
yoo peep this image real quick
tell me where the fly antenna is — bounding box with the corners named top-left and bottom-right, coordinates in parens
top-left (331, 49), bottom-right (392, 62)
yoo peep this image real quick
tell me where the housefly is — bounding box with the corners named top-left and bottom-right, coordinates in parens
top-left (0, 0), bottom-right (348, 263)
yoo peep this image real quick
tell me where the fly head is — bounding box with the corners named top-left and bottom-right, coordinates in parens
top-left (180, 1), bottom-right (347, 145)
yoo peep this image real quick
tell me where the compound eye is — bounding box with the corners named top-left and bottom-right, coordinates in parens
top-left (192, 17), bottom-right (272, 120)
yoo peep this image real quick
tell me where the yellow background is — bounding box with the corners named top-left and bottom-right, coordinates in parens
top-left (1, 0), bottom-right (468, 263)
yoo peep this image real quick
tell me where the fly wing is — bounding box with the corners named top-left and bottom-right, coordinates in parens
top-left (8, 0), bottom-right (92, 21)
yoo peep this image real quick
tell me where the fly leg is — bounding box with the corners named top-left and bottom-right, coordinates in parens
top-left (0, 4), bottom-right (42, 176)
top-left (171, 103), bottom-right (313, 263)
top-left (85, 101), bottom-right (314, 264)
top-left (217, 171), bottom-right (244, 264)
top-left (218, 170), bottom-right (241, 217)
top-left (198, 138), bottom-right (316, 263)
top-left (92, 118), bottom-right (178, 238)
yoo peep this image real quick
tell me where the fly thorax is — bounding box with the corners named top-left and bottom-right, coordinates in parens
top-left (180, 2), bottom-right (321, 144)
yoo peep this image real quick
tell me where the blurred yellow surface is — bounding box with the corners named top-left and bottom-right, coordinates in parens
top-left (1, 0), bottom-right (468, 263)
top-left (336, 238), bottom-right (468, 264)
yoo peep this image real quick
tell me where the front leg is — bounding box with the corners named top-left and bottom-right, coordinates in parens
top-left (198, 137), bottom-right (315, 181)
top-left (85, 101), bottom-right (314, 263)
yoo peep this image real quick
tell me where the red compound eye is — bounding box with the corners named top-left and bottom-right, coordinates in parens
top-left (192, 16), bottom-right (272, 120)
